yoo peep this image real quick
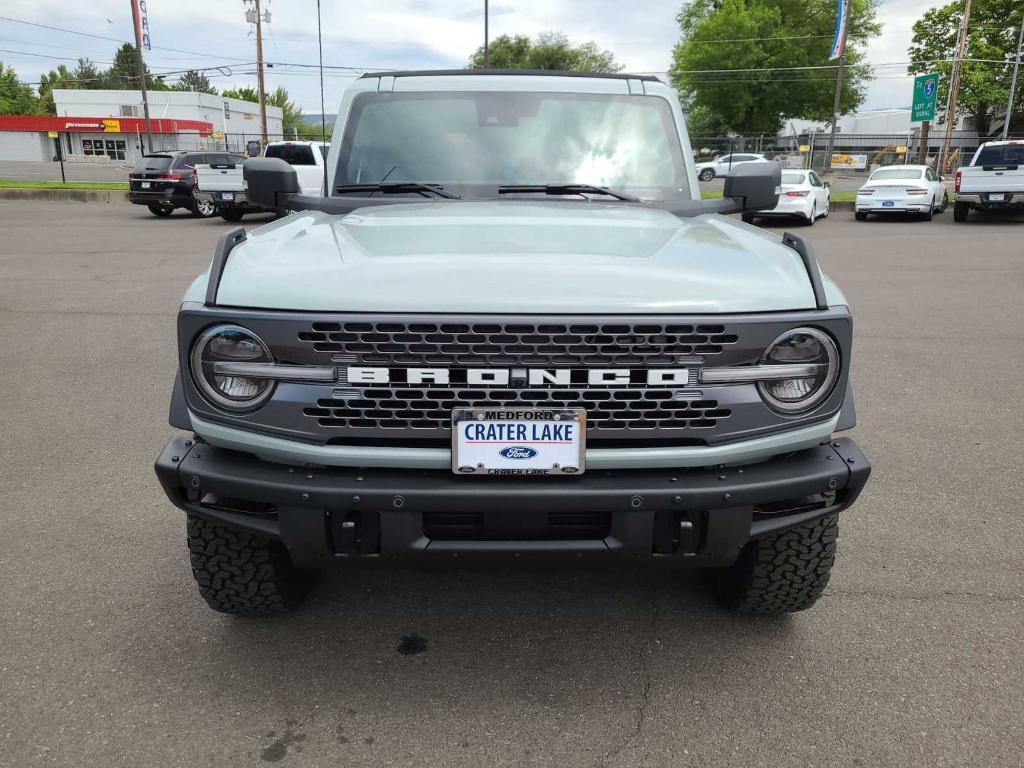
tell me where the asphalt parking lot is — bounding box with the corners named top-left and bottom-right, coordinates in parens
top-left (1, 200), bottom-right (1021, 767)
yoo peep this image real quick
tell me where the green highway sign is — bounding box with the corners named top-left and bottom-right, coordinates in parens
top-left (912, 72), bottom-right (940, 122)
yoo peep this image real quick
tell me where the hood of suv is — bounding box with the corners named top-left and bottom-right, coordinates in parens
top-left (204, 201), bottom-right (841, 313)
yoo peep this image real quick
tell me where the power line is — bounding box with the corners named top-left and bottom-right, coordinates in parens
top-left (0, 15), bottom-right (252, 62)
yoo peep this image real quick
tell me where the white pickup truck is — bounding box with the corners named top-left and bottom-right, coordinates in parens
top-left (195, 140), bottom-right (328, 221)
top-left (953, 140), bottom-right (1024, 221)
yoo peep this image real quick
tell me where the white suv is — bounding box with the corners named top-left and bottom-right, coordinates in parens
top-left (695, 153), bottom-right (770, 181)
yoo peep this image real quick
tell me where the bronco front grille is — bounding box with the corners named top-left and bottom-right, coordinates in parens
top-left (303, 389), bottom-right (730, 433)
top-left (296, 320), bottom-right (737, 440)
top-left (298, 321), bottom-right (738, 366)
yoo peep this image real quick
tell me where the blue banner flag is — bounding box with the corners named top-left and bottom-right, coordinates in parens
top-left (829, 0), bottom-right (847, 60)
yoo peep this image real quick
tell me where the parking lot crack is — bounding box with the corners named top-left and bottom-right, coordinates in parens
top-left (599, 593), bottom-right (659, 768)
top-left (825, 587), bottom-right (1020, 604)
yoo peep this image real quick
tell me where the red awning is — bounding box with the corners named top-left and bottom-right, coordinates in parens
top-left (0, 115), bottom-right (214, 135)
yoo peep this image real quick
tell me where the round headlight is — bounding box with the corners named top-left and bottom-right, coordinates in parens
top-left (757, 327), bottom-right (839, 413)
top-left (190, 324), bottom-right (274, 411)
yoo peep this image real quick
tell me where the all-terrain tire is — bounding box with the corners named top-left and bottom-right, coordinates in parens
top-left (741, 213), bottom-right (756, 224)
top-left (953, 201), bottom-right (970, 222)
top-left (148, 203), bottom-right (173, 216)
top-left (708, 514), bottom-right (838, 615)
top-left (186, 517), bottom-right (315, 616)
top-left (220, 207), bottom-right (245, 222)
top-left (854, 211), bottom-right (868, 221)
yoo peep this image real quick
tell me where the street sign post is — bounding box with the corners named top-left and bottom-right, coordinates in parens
top-left (912, 73), bottom-right (940, 122)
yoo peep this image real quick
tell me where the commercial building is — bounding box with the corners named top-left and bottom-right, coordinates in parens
top-left (0, 89), bottom-right (283, 164)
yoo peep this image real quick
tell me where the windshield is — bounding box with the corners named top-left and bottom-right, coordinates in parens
top-left (781, 172), bottom-right (805, 185)
top-left (266, 144), bottom-right (317, 165)
top-left (975, 144), bottom-right (1024, 165)
top-left (132, 156), bottom-right (173, 172)
top-left (870, 168), bottom-right (923, 180)
top-left (336, 91), bottom-right (688, 199)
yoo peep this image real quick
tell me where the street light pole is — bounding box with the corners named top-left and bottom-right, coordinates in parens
top-left (129, 0), bottom-right (153, 153)
top-left (1002, 11), bottom-right (1024, 140)
top-left (939, 0), bottom-right (972, 174)
top-left (824, 0), bottom-right (850, 172)
top-left (484, 0), bottom-right (489, 67)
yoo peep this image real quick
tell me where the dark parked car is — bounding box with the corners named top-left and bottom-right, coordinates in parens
top-left (128, 151), bottom-right (246, 218)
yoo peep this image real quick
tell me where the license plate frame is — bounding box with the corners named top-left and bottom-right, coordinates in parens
top-left (452, 408), bottom-right (586, 476)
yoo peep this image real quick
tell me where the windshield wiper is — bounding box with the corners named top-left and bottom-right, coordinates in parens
top-left (497, 183), bottom-right (640, 202)
top-left (334, 182), bottom-right (461, 199)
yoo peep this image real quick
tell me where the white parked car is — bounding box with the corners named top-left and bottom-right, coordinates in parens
top-left (694, 152), bottom-right (770, 181)
top-left (855, 165), bottom-right (948, 221)
top-left (743, 169), bottom-right (830, 226)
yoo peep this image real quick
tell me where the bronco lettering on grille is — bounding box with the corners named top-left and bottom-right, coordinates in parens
top-left (346, 367), bottom-right (691, 387)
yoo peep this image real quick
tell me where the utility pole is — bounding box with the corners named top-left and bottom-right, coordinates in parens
top-left (1002, 10), bottom-right (1024, 139)
top-left (824, 0), bottom-right (850, 172)
top-left (939, 0), bottom-right (972, 174)
top-left (484, 0), bottom-right (490, 67)
top-left (130, 0), bottom-right (153, 153)
top-left (245, 0), bottom-right (270, 147)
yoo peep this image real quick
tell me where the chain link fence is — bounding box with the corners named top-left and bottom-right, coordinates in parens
top-left (691, 130), bottom-right (1024, 177)
top-left (2, 128), bottom-right (1022, 184)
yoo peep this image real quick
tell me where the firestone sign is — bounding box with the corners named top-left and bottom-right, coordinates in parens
top-left (912, 73), bottom-right (940, 122)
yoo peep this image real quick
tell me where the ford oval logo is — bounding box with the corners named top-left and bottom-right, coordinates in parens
top-left (500, 446), bottom-right (537, 460)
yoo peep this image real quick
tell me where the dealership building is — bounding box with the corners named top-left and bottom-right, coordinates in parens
top-left (0, 90), bottom-right (284, 164)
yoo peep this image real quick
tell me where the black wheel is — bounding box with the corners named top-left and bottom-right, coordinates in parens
top-left (922, 203), bottom-right (933, 221)
top-left (939, 191), bottom-right (949, 212)
top-left (741, 213), bottom-right (756, 224)
top-left (191, 193), bottom-right (217, 218)
top-left (698, 168), bottom-right (715, 182)
top-left (220, 207), bottom-right (245, 222)
top-left (854, 211), bottom-right (868, 221)
top-left (953, 201), bottom-right (969, 222)
top-left (186, 517), bottom-right (315, 616)
top-left (708, 514), bottom-right (838, 615)
top-left (147, 203), bottom-right (173, 217)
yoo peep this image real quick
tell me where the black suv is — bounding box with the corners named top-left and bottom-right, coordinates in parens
top-left (129, 151), bottom-right (246, 218)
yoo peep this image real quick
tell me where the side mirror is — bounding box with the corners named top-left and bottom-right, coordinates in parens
top-left (940, 175), bottom-right (946, 182)
top-left (723, 162), bottom-right (781, 212)
top-left (823, 181), bottom-right (832, 189)
top-left (243, 157), bottom-right (299, 209)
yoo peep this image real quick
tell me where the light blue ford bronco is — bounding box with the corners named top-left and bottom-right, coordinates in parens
top-left (155, 70), bottom-right (870, 616)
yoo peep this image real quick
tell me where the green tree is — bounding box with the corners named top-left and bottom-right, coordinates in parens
top-left (0, 62), bottom-right (39, 114)
top-left (173, 69), bottom-right (218, 94)
top-left (104, 43), bottom-right (166, 90)
top-left (908, 0), bottom-right (1024, 136)
top-left (222, 86), bottom-right (260, 102)
top-left (670, 0), bottom-right (880, 135)
top-left (267, 86), bottom-right (303, 137)
top-left (468, 31), bottom-right (623, 72)
top-left (37, 58), bottom-right (104, 113)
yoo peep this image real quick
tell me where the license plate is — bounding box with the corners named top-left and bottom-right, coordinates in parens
top-left (882, 200), bottom-right (895, 207)
top-left (990, 193), bottom-right (1005, 202)
top-left (141, 181), bottom-right (151, 189)
top-left (221, 192), bottom-right (234, 201)
top-left (452, 408), bottom-right (585, 476)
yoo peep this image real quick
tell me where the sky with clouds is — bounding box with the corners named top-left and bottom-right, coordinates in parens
top-left (1, 0), bottom-right (945, 114)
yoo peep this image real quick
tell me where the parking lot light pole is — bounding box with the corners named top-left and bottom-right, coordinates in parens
top-left (1003, 11), bottom-right (1024, 140)
top-left (130, 0), bottom-right (154, 153)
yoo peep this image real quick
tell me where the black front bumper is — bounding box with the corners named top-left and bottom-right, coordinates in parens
top-left (154, 436), bottom-right (869, 568)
